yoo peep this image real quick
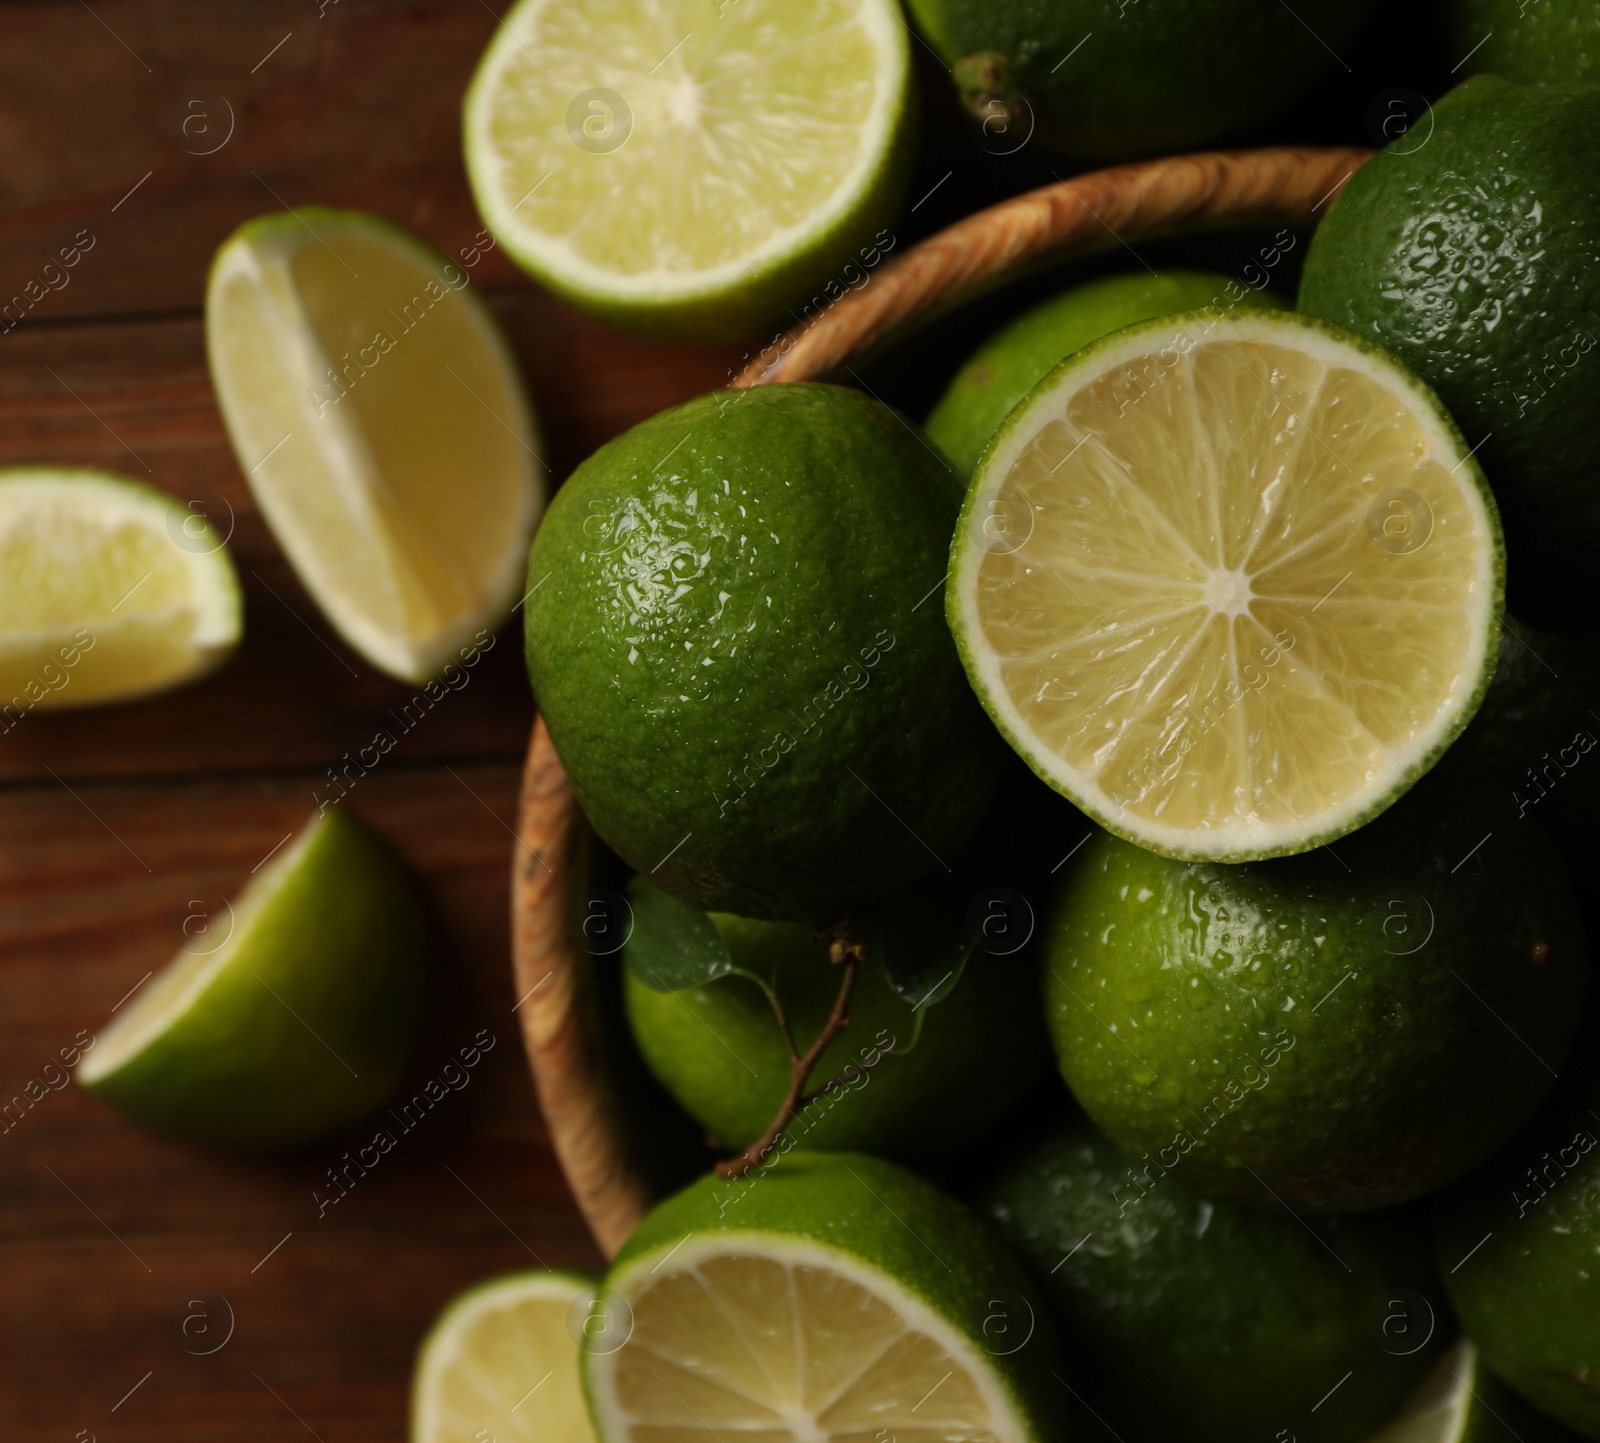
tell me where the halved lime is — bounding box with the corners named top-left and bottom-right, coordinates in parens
top-left (412, 1270), bottom-right (599, 1443)
top-left (462, 0), bottom-right (912, 341)
top-left (947, 309), bottom-right (1503, 863)
top-left (206, 209), bottom-right (543, 682)
top-left (1369, 1339), bottom-right (1572, 1443)
top-left (77, 806), bottom-right (430, 1151)
top-left (584, 1152), bottom-right (1062, 1443)
top-left (0, 468), bottom-right (240, 710)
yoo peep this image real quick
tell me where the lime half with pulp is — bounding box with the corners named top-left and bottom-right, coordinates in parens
top-left (463, 0), bottom-right (912, 341)
top-left (584, 1152), bottom-right (1063, 1443)
top-left (947, 308), bottom-right (1503, 862)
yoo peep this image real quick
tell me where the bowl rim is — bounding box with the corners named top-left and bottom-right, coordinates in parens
top-left (510, 143), bottom-right (1376, 1260)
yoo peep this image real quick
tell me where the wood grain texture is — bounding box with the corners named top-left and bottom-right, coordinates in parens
top-left (513, 144), bottom-right (1375, 1260)
top-left (733, 145), bottom-right (1373, 387)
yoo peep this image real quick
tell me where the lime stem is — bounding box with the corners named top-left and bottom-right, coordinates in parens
top-left (714, 924), bottom-right (867, 1179)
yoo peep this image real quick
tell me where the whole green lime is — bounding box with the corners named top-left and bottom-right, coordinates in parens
top-left (624, 906), bottom-right (1050, 1160)
top-left (925, 270), bottom-right (1285, 477)
top-left (903, 0), bottom-right (1375, 162)
top-left (1447, 0), bottom-right (1600, 86)
top-left (982, 1113), bottom-right (1443, 1443)
top-left (1044, 789), bottom-right (1590, 1210)
top-left (1435, 1028), bottom-right (1600, 1439)
top-left (524, 384), bottom-right (1004, 922)
top-left (1299, 77), bottom-right (1600, 627)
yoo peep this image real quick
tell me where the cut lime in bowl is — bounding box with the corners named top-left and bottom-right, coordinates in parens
top-left (0, 467), bottom-right (241, 711)
top-left (947, 308), bottom-right (1503, 863)
top-left (584, 1152), bottom-right (1063, 1443)
top-left (206, 208), bottom-right (543, 683)
top-left (508, 148), bottom-right (1383, 1256)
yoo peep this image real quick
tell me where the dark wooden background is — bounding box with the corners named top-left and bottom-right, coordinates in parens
top-left (0, 0), bottom-right (1454, 1436)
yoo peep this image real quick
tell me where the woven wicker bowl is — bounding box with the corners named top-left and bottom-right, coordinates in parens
top-left (511, 144), bottom-right (1373, 1259)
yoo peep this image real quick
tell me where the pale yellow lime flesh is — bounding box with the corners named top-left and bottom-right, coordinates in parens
top-left (595, 1240), bottom-right (1021, 1443)
top-left (412, 1270), bottom-right (598, 1443)
top-left (0, 468), bottom-right (240, 711)
top-left (949, 310), bottom-right (1502, 862)
top-left (462, 0), bottom-right (908, 321)
top-left (206, 209), bottom-right (542, 682)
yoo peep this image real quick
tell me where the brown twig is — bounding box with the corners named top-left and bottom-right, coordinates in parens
top-left (715, 926), bottom-right (867, 1179)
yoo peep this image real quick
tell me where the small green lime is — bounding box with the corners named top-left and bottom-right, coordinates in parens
top-left (927, 271), bottom-right (1285, 476)
top-left (1446, 0), bottom-right (1600, 86)
top-left (1044, 788), bottom-right (1590, 1210)
top-left (982, 1112), bottom-right (1442, 1443)
top-left (1435, 1030), bottom-right (1600, 1439)
top-left (524, 383), bottom-right (1005, 922)
top-left (903, 0), bottom-right (1375, 162)
top-left (584, 1151), bottom-right (1064, 1443)
top-left (1299, 77), bottom-right (1600, 626)
top-left (77, 807), bottom-right (430, 1151)
top-left (623, 899), bottom-right (1049, 1159)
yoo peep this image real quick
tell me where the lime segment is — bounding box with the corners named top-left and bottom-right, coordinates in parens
top-left (0, 468), bottom-right (240, 710)
top-left (206, 208), bottom-right (543, 682)
top-left (948, 309), bottom-right (1503, 862)
top-left (463, 0), bottom-right (911, 339)
top-left (412, 1270), bottom-right (599, 1443)
top-left (78, 806), bottom-right (430, 1152)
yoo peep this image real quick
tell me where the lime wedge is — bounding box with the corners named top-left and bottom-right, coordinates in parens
top-left (1369, 1339), bottom-right (1574, 1443)
top-left (585, 1152), bottom-right (1062, 1443)
top-left (412, 1270), bottom-right (599, 1443)
top-left (77, 806), bottom-right (430, 1152)
top-left (462, 0), bottom-right (912, 341)
top-left (206, 209), bottom-right (543, 683)
top-left (948, 308), bottom-right (1503, 863)
top-left (0, 468), bottom-right (240, 710)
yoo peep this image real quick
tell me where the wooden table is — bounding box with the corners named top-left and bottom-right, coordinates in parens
top-left (0, 1), bottom-right (1440, 1435)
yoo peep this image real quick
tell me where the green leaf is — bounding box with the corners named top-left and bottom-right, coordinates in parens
top-left (870, 882), bottom-right (974, 1011)
top-left (623, 877), bottom-right (736, 992)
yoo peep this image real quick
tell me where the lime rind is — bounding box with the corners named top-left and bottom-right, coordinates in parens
top-left (206, 207), bottom-right (543, 682)
top-left (947, 306), bottom-right (1505, 864)
top-left (78, 818), bottom-right (324, 1085)
top-left (461, 0), bottom-right (913, 340)
top-left (76, 806), bottom-right (429, 1151)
